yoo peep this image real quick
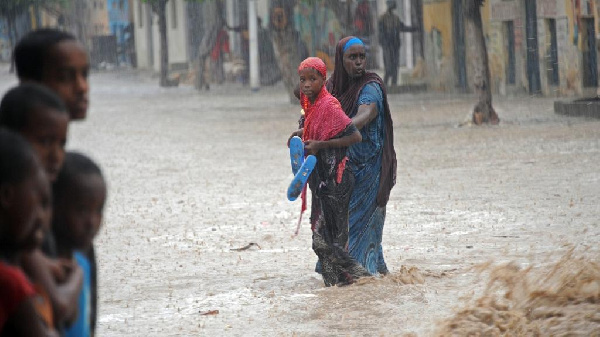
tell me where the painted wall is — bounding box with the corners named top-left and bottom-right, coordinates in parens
top-left (133, 0), bottom-right (152, 69)
top-left (422, 0), bottom-right (598, 96)
top-left (132, 0), bottom-right (188, 71)
top-left (422, 0), bottom-right (454, 90)
top-left (91, 0), bottom-right (110, 35)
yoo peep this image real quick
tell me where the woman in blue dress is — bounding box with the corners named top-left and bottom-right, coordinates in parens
top-left (325, 36), bottom-right (397, 275)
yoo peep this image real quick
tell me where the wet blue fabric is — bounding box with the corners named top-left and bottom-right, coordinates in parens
top-left (65, 252), bottom-right (91, 337)
top-left (347, 83), bottom-right (389, 275)
top-left (343, 37), bottom-right (365, 53)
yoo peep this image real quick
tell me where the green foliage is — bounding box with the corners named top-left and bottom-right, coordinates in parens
top-left (0, 0), bottom-right (63, 16)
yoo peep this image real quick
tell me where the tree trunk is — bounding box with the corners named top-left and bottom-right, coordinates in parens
top-left (156, 0), bottom-right (176, 87)
top-left (8, 12), bottom-right (16, 74)
top-left (269, 1), bottom-right (303, 103)
top-left (464, 0), bottom-right (498, 124)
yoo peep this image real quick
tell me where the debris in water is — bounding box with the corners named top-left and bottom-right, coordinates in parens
top-left (436, 250), bottom-right (600, 336)
top-left (230, 242), bottom-right (261, 251)
top-left (200, 310), bottom-right (219, 316)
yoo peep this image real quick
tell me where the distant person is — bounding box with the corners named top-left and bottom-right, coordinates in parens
top-left (354, 0), bottom-right (374, 38)
top-left (378, 0), bottom-right (418, 86)
top-left (14, 28), bottom-right (90, 120)
top-left (210, 28), bottom-right (231, 85)
top-left (0, 129), bottom-right (57, 336)
top-left (288, 57), bottom-right (368, 286)
top-left (52, 152), bottom-right (106, 337)
top-left (0, 84), bottom-right (83, 331)
top-left (327, 37), bottom-right (397, 276)
top-left (228, 18), bottom-right (250, 85)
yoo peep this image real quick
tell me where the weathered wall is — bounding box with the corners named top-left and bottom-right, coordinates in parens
top-left (422, 0), bottom-right (454, 90)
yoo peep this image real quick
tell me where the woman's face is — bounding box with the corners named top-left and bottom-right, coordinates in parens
top-left (343, 45), bottom-right (367, 79)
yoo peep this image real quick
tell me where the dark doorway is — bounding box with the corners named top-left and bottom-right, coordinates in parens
top-left (525, 0), bottom-right (541, 94)
top-left (581, 18), bottom-right (598, 87)
top-left (504, 20), bottom-right (516, 85)
top-left (546, 19), bottom-right (559, 86)
top-left (452, 0), bottom-right (467, 91)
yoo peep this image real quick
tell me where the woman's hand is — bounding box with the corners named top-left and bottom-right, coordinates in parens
top-left (304, 140), bottom-right (324, 156)
top-left (287, 129), bottom-right (303, 147)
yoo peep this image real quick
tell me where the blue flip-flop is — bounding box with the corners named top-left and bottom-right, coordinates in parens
top-left (289, 136), bottom-right (304, 175)
top-left (287, 155), bottom-right (316, 201)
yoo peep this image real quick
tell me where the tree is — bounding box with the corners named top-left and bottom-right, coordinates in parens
top-left (141, 0), bottom-right (201, 87)
top-left (0, 0), bottom-right (61, 54)
top-left (464, 0), bottom-right (499, 125)
top-left (1, 0), bottom-right (65, 72)
top-left (141, 0), bottom-right (173, 86)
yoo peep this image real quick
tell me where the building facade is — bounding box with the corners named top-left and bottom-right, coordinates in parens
top-left (422, 0), bottom-right (599, 97)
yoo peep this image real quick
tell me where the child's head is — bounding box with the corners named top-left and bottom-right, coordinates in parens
top-left (53, 152), bottom-right (106, 253)
top-left (0, 129), bottom-right (50, 254)
top-left (298, 57), bottom-right (327, 101)
top-left (14, 28), bottom-right (90, 120)
top-left (0, 84), bottom-right (69, 182)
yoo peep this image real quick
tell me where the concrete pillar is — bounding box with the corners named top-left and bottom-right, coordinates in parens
top-left (404, 0), bottom-right (413, 69)
top-left (248, 0), bottom-right (260, 90)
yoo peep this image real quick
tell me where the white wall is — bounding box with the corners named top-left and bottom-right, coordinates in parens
top-left (166, 0), bottom-right (188, 66)
top-left (133, 0), bottom-right (151, 69)
top-left (133, 0), bottom-right (187, 71)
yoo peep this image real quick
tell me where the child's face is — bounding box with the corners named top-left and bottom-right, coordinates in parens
top-left (21, 106), bottom-right (69, 182)
top-left (55, 173), bottom-right (106, 252)
top-left (42, 40), bottom-right (90, 120)
top-left (299, 68), bottom-right (324, 101)
top-left (0, 166), bottom-right (51, 252)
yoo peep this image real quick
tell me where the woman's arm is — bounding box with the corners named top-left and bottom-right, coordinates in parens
top-left (352, 103), bottom-right (378, 130)
top-left (304, 128), bottom-right (362, 155)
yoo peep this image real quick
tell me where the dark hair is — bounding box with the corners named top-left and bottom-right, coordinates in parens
top-left (14, 28), bottom-right (77, 81)
top-left (0, 128), bottom-right (39, 186)
top-left (0, 83), bottom-right (68, 131)
top-left (53, 152), bottom-right (104, 200)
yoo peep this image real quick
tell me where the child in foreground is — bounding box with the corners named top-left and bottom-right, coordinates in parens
top-left (293, 57), bottom-right (369, 286)
top-left (0, 83), bottom-right (82, 330)
top-left (53, 152), bottom-right (106, 337)
top-left (0, 129), bottom-right (57, 336)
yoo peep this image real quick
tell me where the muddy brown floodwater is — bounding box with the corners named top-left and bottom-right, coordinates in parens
top-left (1, 67), bottom-right (598, 336)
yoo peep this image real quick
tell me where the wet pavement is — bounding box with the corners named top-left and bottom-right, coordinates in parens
top-left (1, 67), bottom-right (598, 336)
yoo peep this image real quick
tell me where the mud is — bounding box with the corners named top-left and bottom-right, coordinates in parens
top-left (0, 66), bottom-right (598, 336)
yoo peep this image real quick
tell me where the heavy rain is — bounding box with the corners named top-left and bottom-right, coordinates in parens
top-left (0, 0), bottom-right (599, 336)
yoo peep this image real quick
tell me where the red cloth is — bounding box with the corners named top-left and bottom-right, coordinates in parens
top-left (0, 262), bottom-right (36, 330)
top-left (298, 57), bottom-right (327, 79)
top-left (296, 63), bottom-right (352, 230)
top-left (300, 86), bottom-right (351, 142)
top-left (211, 29), bottom-right (230, 61)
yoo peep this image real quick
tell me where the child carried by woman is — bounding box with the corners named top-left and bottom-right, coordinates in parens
top-left (292, 57), bottom-right (370, 286)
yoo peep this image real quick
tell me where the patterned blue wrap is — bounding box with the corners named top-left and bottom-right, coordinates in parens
top-left (347, 83), bottom-right (389, 275)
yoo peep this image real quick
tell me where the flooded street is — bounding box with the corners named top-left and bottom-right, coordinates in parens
top-left (1, 68), bottom-right (599, 336)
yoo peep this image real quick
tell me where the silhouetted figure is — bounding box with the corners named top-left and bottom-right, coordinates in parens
top-left (378, 0), bottom-right (418, 86)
